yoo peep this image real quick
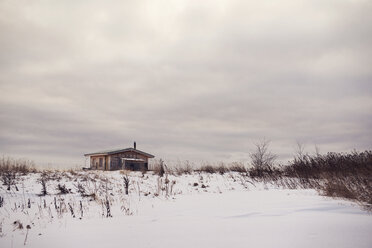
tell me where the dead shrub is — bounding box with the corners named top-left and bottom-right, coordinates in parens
top-left (250, 139), bottom-right (277, 172)
top-left (75, 182), bottom-right (96, 199)
top-left (153, 159), bottom-right (166, 177)
top-left (57, 184), bottom-right (72, 194)
top-left (1, 170), bottom-right (18, 191)
top-left (37, 172), bottom-right (49, 196)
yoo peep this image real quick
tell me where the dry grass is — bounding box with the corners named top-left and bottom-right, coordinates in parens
top-left (0, 157), bottom-right (37, 175)
top-left (229, 162), bottom-right (247, 173)
top-left (173, 161), bottom-right (194, 175)
top-left (198, 165), bottom-right (216, 174)
top-left (281, 151), bottom-right (372, 210)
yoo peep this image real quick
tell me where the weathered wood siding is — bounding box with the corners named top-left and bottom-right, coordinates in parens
top-left (109, 151), bottom-right (149, 171)
top-left (90, 155), bottom-right (108, 170)
top-left (109, 156), bottom-right (121, 170)
top-left (110, 151), bottom-right (149, 162)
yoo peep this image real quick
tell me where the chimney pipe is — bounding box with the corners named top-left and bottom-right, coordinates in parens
top-left (134, 141), bottom-right (136, 150)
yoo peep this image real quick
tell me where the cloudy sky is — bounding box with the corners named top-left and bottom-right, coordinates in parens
top-left (0, 0), bottom-right (371, 167)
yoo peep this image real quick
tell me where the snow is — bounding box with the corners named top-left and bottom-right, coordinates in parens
top-left (0, 171), bottom-right (371, 248)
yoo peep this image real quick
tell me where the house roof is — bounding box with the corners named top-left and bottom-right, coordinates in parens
top-left (84, 148), bottom-right (155, 158)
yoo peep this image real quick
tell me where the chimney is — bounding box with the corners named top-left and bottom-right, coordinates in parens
top-left (134, 141), bottom-right (136, 150)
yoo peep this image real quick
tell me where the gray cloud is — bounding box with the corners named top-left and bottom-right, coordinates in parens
top-left (0, 0), bottom-right (371, 167)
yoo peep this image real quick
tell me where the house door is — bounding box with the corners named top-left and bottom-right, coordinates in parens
top-left (99, 158), bottom-right (103, 169)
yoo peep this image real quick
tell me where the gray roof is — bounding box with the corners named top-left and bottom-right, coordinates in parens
top-left (84, 148), bottom-right (154, 158)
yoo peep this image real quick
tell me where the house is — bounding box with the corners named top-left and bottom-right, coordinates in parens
top-left (84, 142), bottom-right (154, 171)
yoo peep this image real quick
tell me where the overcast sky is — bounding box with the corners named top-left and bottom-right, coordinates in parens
top-left (0, 0), bottom-right (371, 167)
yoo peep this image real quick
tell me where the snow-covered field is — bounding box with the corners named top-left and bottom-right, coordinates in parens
top-left (0, 171), bottom-right (371, 248)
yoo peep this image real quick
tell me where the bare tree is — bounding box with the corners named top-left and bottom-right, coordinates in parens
top-left (250, 139), bottom-right (277, 171)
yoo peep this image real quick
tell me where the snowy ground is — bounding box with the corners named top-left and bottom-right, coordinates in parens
top-left (0, 171), bottom-right (371, 248)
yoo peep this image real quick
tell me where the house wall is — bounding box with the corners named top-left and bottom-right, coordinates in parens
top-left (107, 156), bottom-right (111, 170)
top-left (111, 151), bottom-right (149, 162)
top-left (90, 155), bottom-right (108, 170)
top-left (109, 151), bottom-right (149, 171)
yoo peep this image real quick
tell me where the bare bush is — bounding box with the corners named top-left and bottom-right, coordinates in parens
top-left (249, 139), bottom-right (277, 179)
top-left (250, 139), bottom-right (277, 171)
top-left (57, 184), bottom-right (71, 194)
top-left (74, 182), bottom-right (95, 198)
top-left (38, 172), bottom-right (49, 196)
top-left (123, 175), bottom-right (130, 195)
top-left (153, 159), bottom-right (166, 177)
top-left (1, 170), bottom-right (18, 191)
top-left (75, 183), bottom-right (86, 196)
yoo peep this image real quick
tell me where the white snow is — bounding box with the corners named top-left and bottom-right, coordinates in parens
top-left (0, 171), bottom-right (371, 248)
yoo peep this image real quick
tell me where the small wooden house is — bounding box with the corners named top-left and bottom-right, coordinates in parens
top-left (84, 142), bottom-right (154, 171)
